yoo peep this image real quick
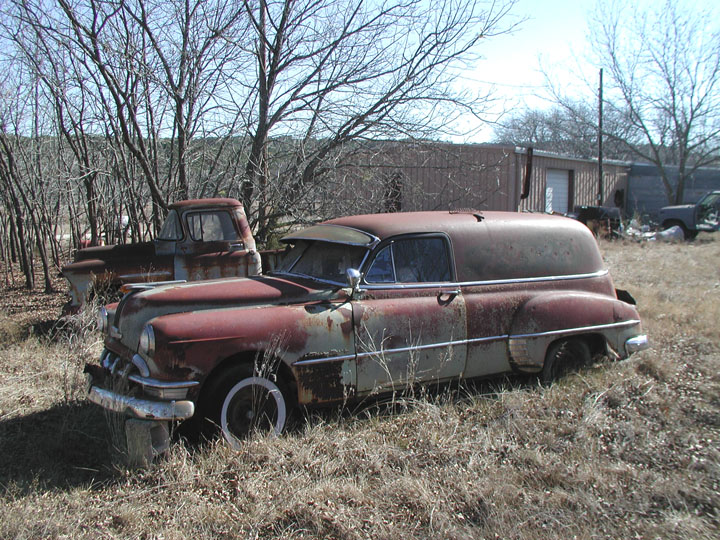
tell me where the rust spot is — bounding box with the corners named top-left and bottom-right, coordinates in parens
top-left (295, 361), bottom-right (349, 404)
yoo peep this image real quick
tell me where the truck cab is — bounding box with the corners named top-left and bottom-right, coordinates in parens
top-left (62, 198), bottom-right (261, 313)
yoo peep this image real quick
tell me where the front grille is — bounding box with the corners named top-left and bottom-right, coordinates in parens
top-left (99, 349), bottom-right (139, 396)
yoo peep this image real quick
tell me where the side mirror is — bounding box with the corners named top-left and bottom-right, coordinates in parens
top-left (346, 268), bottom-right (362, 294)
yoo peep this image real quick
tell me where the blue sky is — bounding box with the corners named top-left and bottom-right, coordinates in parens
top-left (453, 0), bottom-right (595, 142)
top-left (455, 0), bottom-right (716, 142)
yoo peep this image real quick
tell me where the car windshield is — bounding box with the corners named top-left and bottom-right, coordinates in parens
top-left (275, 240), bottom-right (368, 284)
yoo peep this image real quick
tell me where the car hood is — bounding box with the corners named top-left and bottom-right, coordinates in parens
top-left (110, 274), bottom-right (346, 352)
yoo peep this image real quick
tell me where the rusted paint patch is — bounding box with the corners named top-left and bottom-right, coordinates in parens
top-left (295, 360), bottom-right (353, 404)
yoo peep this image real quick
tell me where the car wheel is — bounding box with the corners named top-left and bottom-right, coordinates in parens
top-left (663, 220), bottom-right (694, 240)
top-left (541, 338), bottom-right (591, 383)
top-left (220, 365), bottom-right (287, 449)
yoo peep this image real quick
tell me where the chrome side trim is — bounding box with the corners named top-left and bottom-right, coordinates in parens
top-left (292, 334), bottom-right (508, 366)
top-left (293, 353), bottom-right (356, 366)
top-left (356, 339), bottom-right (463, 360)
top-left (467, 335), bottom-right (510, 345)
top-left (128, 374), bottom-right (200, 389)
top-left (122, 279), bottom-right (187, 291)
top-left (291, 320), bottom-right (641, 367)
top-left (87, 385), bottom-right (195, 420)
top-left (360, 269), bottom-right (609, 291)
top-left (510, 319), bottom-right (641, 340)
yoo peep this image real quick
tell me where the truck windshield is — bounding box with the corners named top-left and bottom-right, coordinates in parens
top-left (275, 240), bottom-right (368, 284)
top-left (698, 193), bottom-right (720, 225)
top-left (158, 210), bottom-right (182, 240)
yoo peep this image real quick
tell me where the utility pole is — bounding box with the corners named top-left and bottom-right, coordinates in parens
top-left (598, 68), bottom-right (604, 205)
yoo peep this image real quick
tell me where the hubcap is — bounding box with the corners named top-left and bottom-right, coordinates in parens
top-left (220, 376), bottom-right (287, 449)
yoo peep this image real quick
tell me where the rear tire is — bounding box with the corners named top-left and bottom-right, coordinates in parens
top-left (542, 338), bottom-right (591, 383)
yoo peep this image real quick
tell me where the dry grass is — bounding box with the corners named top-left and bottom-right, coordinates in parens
top-left (1, 236), bottom-right (719, 539)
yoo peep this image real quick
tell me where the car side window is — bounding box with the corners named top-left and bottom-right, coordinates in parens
top-left (365, 245), bottom-right (394, 282)
top-left (186, 211), bottom-right (239, 242)
top-left (366, 237), bottom-right (452, 283)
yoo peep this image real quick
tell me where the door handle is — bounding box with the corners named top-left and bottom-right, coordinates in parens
top-left (437, 289), bottom-right (460, 303)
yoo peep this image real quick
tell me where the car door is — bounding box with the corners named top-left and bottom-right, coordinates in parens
top-left (352, 235), bottom-right (467, 395)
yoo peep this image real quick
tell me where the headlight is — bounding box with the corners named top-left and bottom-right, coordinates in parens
top-left (97, 306), bottom-right (108, 333)
top-left (138, 325), bottom-right (155, 358)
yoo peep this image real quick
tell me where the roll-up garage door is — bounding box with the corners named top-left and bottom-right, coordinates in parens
top-left (545, 169), bottom-right (570, 213)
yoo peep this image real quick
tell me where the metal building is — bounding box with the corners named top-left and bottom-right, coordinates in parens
top-left (338, 142), bottom-right (630, 215)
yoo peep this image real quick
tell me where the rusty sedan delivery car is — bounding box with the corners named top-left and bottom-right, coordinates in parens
top-left (87, 210), bottom-right (648, 460)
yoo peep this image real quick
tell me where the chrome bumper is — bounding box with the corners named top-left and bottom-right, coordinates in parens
top-left (625, 334), bottom-right (650, 355)
top-left (87, 383), bottom-right (195, 421)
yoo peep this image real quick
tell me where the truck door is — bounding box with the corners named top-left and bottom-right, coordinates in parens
top-left (352, 236), bottom-right (467, 394)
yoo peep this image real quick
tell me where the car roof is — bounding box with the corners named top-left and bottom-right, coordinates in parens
top-left (285, 210), bottom-right (604, 282)
top-left (321, 210), bottom-right (572, 241)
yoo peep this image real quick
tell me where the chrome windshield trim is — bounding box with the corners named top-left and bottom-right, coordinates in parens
top-left (510, 319), bottom-right (641, 340)
top-left (360, 269), bottom-right (609, 291)
top-left (128, 374), bottom-right (200, 389)
top-left (282, 224), bottom-right (380, 247)
top-left (274, 249), bottom-right (373, 288)
top-left (270, 272), bottom-right (349, 288)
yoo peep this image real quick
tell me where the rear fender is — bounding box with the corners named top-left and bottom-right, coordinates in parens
top-left (508, 292), bottom-right (641, 372)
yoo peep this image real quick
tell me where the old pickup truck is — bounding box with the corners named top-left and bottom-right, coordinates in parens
top-left (86, 210), bottom-right (649, 464)
top-left (62, 198), bottom-right (263, 313)
top-left (658, 190), bottom-right (720, 240)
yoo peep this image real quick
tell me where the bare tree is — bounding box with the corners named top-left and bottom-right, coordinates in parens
top-left (0, 62), bottom-right (62, 292)
top-left (2, 0), bottom-right (519, 254)
top-left (9, 0), bottom-right (252, 222)
top-left (492, 103), bottom-right (630, 160)
top-left (548, 0), bottom-right (720, 205)
top-left (235, 0), bottom-right (518, 241)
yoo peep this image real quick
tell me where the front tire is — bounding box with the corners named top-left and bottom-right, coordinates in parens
top-left (662, 220), bottom-right (696, 240)
top-left (220, 368), bottom-right (287, 449)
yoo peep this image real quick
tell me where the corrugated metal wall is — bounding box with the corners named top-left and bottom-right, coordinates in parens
top-left (519, 152), bottom-right (629, 213)
top-left (336, 143), bottom-right (629, 215)
top-left (627, 164), bottom-right (720, 219)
